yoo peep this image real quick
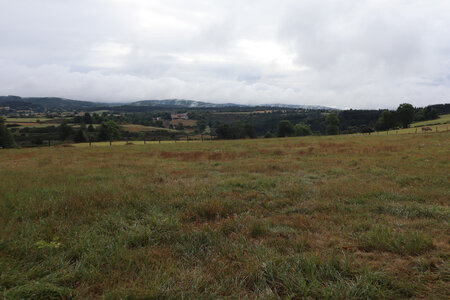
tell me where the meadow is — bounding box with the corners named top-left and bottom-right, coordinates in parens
top-left (412, 114), bottom-right (450, 127)
top-left (0, 132), bottom-right (449, 299)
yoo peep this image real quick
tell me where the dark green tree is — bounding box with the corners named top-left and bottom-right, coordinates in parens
top-left (0, 117), bottom-right (16, 148)
top-left (83, 112), bottom-right (93, 124)
top-left (424, 106), bottom-right (438, 120)
top-left (215, 122), bottom-right (256, 139)
top-left (243, 124), bottom-right (257, 138)
top-left (98, 120), bottom-right (121, 143)
top-left (294, 123), bottom-right (312, 136)
top-left (396, 103), bottom-right (415, 128)
top-left (326, 113), bottom-right (339, 135)
top-left (264, 131), bottom-right (276, 138)
top-left (74, 125), bottom-right (88, 143)
top-left (277, 120), bottom-right (295, 137)
top-left (87, 124), bottom-right (95, 132)
top-left (58, 120), bottom-right (74, 141)
top-left (375, 110), bottom-right (396, 131)
top-left (197, 119), bottom-right (207, 132)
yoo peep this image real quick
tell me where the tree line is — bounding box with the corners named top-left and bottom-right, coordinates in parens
top-left (0, 102), bottom-right (446, 148)
top-left (374, 103), bottom-right (437, 131)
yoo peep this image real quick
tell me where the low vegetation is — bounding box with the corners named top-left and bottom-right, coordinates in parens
top-left (2, 98), bottom-right (449, 147)
top-left (0, 132), bottom-right (449, 299)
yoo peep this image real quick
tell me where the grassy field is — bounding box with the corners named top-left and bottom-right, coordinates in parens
top-left (5, 123), bottom-right (54, 128)
top-left (73, 140), bottom-right (202, 147)
top-left (372, 123), bottom-right (449, 135)
top-left (0, 133), bottom-right (449, 299)
top-left (412, 114), bottom-right (450, 127)
top-left (121, 124), bottom-right (177, 133)
top-left (5, 117), bottom-right (53, 123)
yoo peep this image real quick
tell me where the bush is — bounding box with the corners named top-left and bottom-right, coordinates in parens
top-left (0, 117), bottom-right (16, 148)
top-left (277, 120), bottom-right (294, 137)
top-left (264, 131), bottom-right (276, 138)
top-left (294, 123), bottom-right (312, 136)
top-left (216, 122), bottom-right (256, 139)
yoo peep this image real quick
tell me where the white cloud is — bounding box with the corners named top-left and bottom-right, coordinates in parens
top-left (0, 0), bottom-right (449, 108)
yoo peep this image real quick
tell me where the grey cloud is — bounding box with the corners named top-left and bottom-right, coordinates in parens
top-left (0, 0), bottom-right (449, 108)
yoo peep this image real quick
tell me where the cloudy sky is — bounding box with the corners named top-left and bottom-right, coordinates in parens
top-left (0, 0), bottom-right (449, 108)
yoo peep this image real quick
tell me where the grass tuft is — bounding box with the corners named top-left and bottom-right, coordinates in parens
top-left (357, 226), bottom-right (434, 255)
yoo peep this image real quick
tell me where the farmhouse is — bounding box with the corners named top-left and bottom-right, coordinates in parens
top-left (171, 113), bottom-right (189, 120)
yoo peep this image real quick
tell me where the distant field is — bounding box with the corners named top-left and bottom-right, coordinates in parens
top-left (121, 124), bottom-right (176, 133)
top-left (374, 123), bottom-right (449, 135)
top-left (5, 122), bottom-right (53, 128)
top-left (168, 119), bottom-right (197, 127)
top-left (73, 139), bottom-right (203, 147)
top-left (6, 117), bottom-right (53, 123)
top-left (213, 110), bottom-right (274, 115)
top-left (412, 113), bottom-right (450, 127)
top-left (1, 133), bottom-right (449, 299)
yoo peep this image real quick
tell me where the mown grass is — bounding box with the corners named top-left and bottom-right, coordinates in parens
top-left (0, 132), bottom-right (449, 299)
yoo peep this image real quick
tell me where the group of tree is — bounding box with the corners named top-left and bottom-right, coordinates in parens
top-left (275, 120), bottom-right (313, 137)
top-left (375, 103), bottom-right (438, 131)
top-left (0, 117), bottom-right (16, 148)
top-left (215, 122), bottom-right (256, 139)
top-left (56, 119), bottom-right (121, 143)
top-left (325, 113), bottom-right (340, 135)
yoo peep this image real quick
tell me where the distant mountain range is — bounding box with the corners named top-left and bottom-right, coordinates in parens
top-left (0, 95), bottom-right (337, 111)
top-left (130, 99), bottom-right (245, 108)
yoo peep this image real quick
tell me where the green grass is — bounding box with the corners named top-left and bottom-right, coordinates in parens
top-left (6, 117), bottom-right (53, 123)
top-left (357, 226), bottom-right (434, 255)
top-left (73, 139), bottom-right (202, 147)
top-left (121, 124), bottom-right (177, 133)
top-left (412, 113), bottom-right (450, 127)
top-left (0, 133), bottom-right (449, 299)
top-left (371, 122), bottom-right (449, 135)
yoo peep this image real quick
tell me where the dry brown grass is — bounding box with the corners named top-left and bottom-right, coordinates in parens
top-left (0, 132), bottom-right (449, 299)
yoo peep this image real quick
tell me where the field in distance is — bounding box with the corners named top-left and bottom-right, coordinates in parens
top-left (412, 113), bottom-right (450, 127)
top-left (0, 133), bottom-right (449, 299)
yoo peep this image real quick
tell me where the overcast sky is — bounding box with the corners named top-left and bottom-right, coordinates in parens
top-left (0, 0), bottom-right (449, 109)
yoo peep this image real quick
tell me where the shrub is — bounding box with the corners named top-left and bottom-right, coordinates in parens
top-left (294, 123), bottom-right (312, 136)
top-left (0, 117), bottom-right (16, 148)
top-left (277, 120), bottom-right (294, 137)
